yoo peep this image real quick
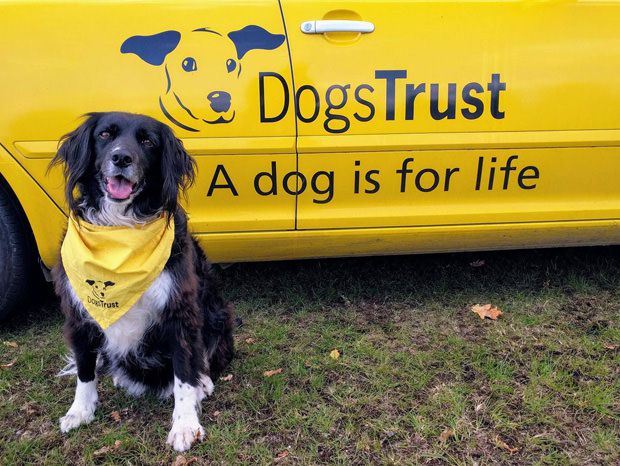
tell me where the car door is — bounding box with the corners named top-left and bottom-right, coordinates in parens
top-left (0, 0), bottom-right (295, 236)
top-left (280, 1), bottom-right (620, 232)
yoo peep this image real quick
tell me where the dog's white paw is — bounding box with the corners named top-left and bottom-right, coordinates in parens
top-left (59, 406), bottom-right (96, 433)
top-left (166, 418), bottom-right (205, 452)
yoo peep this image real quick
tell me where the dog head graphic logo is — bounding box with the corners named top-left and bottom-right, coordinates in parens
top-left (85, 279), bottom-right (116, 300)
top-left (121, 25), bottom-right (285, 132)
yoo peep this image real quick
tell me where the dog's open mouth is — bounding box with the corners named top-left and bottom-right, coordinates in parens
top-left (105, 175), bottom-right (136, 200)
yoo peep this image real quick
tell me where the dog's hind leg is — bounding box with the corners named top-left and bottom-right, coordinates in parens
top-left (59, 321), bottom-right (103, 433)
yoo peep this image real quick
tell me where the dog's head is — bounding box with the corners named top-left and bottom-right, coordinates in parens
top-left (120, 25), bottom-right (285, 130)
top-left (50, 112), bottom-right (195, 223)
top-left (85, 279), bottom-right (115, 300)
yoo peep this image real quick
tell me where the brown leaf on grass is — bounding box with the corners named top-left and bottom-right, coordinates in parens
top-left (329, 349), bottom-right (341, 360)
top-left (604, 343), bottom-right (618, 350)
top-left (469, 260), bottom-right (486, 267)
top-left (173, 455), bottom-right (199, 466)
top-left (212, 410), bottom-right (221, 417)
top-left (438, 428), bottom-right (454, 443)
top-left (220, 374), bottom-right (233, 381)
top-left (93, 440), bottom-right (121, 457)
top-left (274, 450), bottom-right (290, 462)
top-left (110, 411), bottom-right (121, 423)
top-left (263, 368), bottom-right (283, 377)
top-left (244, 337), bottom-right (256, 344)
top-left (471, 304), bottom-right (503, 320)
top-left (3, 341), bottom-right (18, 348)
top-left (1, 360), bottom-right (16, 369)
top-left (494, 435), bottom-right (518, 454)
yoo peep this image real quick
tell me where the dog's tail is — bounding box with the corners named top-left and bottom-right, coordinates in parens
top-left (56, 352), bottom-right (105, 377)
top-left (56, 352), bottom-right (77, 377)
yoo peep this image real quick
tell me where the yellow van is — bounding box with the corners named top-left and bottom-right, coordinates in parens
top-left (1, 1), bottom-right (620, 318)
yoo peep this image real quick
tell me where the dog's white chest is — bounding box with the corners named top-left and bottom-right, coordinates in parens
top-left (102, 271), bottom-right (173, 357)
top-left (68, 270), bottom-right (173, 357)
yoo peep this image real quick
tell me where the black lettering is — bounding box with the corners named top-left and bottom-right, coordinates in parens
top-left (430, 83), bottom-right (457, 120)
top-left (461, 82), bottom-right (484, 120)
top-left (207, 164), bottom-right (238, 196)
top-left (405, 83), bottom-right (426, 120)
top-left (415, 168), bottom-right (440, 192)
top-left (254, 161), bottom-right (278, 196)
top-left (488, 73), bottom-right (506, 119)
top-left (397, 157), bottom-right (415, 192)
top-left (518, 166), bottom-right (539, 189)
top-left (475, 156), bottom-right (484, 191)
top-left (500, 155), bottom-right (519, 190)
top-left (375, 70), bottom-right (407, 120)
top-left (353, 84), bottom-right (375, 122)
top-left (259, 72), bottom-right (289, 123)
top-left (324, 84), bottom-right (351, 134)
top-left (283, 171), bottom-right (306, 196)
top-left (354, 160), bottom-right (361, 194)
top-left (364, 170), bottom-right (380, 194)
top-left (311, 171), bottom-right (334, 204)
top-left (444, 167), bottom-right (460, 191)
top-left (296, 85), bottom-right (320, 123)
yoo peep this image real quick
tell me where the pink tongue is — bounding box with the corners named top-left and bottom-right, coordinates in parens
top-left (106, 177), bottom-right (134, 200)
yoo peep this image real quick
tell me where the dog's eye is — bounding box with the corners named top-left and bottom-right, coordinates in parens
top-left (141, 139), bottom-right (154, 148)
top-left (226, 58), bottom-right (237, 73)
top-left (182, 57), bottom-right (197, 72)
top-left (99, 131), bottom-right (110, 140)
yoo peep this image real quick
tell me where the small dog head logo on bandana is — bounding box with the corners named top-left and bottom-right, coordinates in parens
top-left (85, 279), bottom-right (116, 300)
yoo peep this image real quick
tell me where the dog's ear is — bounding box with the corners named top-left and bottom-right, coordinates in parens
top-left (159, 124), bottom-right (196, 215)
top-left (49, 113), bottom-right (100, 212)
top-left (85, 279), bottom-right (95, 286)
top-left (121, 31), bottom-right (181, 66)
top-left (103, 281), bottom-right (115, 287)
top-left (227, 25), bottom-right (285, 60)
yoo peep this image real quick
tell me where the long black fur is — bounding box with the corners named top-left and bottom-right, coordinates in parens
top-left (51, 112), bottom-right (234, 392)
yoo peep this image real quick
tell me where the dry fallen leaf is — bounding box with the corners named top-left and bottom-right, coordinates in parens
top-left (438, 428), bottom-right (454, 443)
top-left (471, 303), bottom-right (503, 320)
top-left (173, 455), bottom-right (199, 466)
top-left (212, 410), bottom-right (221, 417)
top-left (220, 374), bottom-right (233, 382)
top-left (494, 435), bottom-right (518, 454)
top-left (274, 450), bottom-right (290, 462)
top-left (469, 260), bottom-right (486, 267)
top-left (603, 343), bottom-right (618, 350)
top-left (93, 440), bottom-right (121, 457)
top-left (110, 411), bottom-right (121, 423)
top-left (329, 349), bottom-right (341, 360)
top-left (244, 337), bottom-right (256, 344)
top-left (3, 341), bottom-right (18, 348)
top-left (1, 360), bottom-right (16, 369)
top-left (263, 368), bottom-right (283, 377)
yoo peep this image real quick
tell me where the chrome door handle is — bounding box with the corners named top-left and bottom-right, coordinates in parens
top-left (301, 20), bottom-right (375, 34)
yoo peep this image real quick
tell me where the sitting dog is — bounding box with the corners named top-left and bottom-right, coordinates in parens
top-left (50, 111), bottom-right (234, 452)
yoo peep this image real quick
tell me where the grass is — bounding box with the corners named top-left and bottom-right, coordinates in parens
top-left (1, 246), bottom-right (619, 465)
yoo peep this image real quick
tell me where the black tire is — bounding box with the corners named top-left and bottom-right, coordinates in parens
top-left (0, 179), bottom-right (40, 321)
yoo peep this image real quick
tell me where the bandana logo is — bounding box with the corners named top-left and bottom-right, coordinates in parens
top-left (85, 279), bottom-right (119, 309)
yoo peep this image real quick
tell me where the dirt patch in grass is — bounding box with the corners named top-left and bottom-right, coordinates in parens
top-left (1, 247), bottom-right (619, 465)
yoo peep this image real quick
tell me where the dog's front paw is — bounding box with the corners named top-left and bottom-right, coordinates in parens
top-left (59, 406), bottom-right (96, 433)
top-left (166, 418), bottom-right (205, 452)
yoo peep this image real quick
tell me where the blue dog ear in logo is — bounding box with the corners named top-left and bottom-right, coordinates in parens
top-left (227, 25), bottom-right (285, 60)
top-left (121, 31), bottom-right (181, 66)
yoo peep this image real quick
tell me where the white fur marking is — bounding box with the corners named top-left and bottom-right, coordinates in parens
top-left (103, 271), bottom-right (173, 359)
top-left (166, 376), bottom-right (204, 452)
top-left (59, 379), bottom-right (98, 432)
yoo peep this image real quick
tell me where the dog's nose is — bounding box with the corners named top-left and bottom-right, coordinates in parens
top-left (111, 153), bottom-right (133, 168)
top-left (207, 91), bottom-right (231, 113)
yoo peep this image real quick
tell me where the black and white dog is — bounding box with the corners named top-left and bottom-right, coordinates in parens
top-left (50, 112), bottom-right (234, 451)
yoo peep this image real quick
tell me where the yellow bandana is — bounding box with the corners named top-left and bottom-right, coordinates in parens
top-left (61, 214), bottom-right (175, 329)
